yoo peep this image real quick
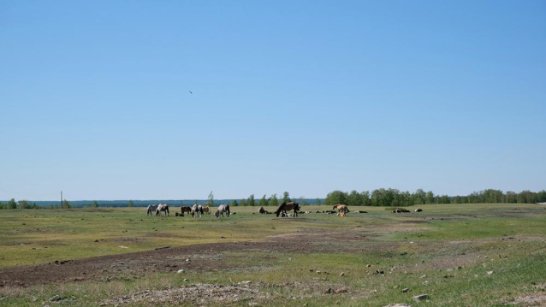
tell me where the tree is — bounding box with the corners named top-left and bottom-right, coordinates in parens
top-left (91, 201), bottom-right (99, 208)
top-left (207, 191), bottom-right (214, 207)
top-left (323, 188), bottom-right (545, 207)
top-left (537, 190), bottom-right (546, 203)
top-left (505, 191), bottom-right (517, 203)
top-left (483, 189), bottom-right (503, 203)
top-left (361, 191), bottom-right (371, 206)
top-left (413, 189), bottom-right (426, 205)
top-left (425, 191), bottom-right (435, 204)
top-left (347, 190), bottom-right (363, 206)
top-left (325, 191), bottom-right (347, 206)
top-left (269, 194), bottom-right (279, 207)
top-left (18, 200), bottom-right (31, 209)
top-left (248, 194), bottom-right (255, 206)
top-left (258, 194), bottom-right (268, 207)
top-left (128, 200), bottom-right (134, 207)
top-left (282, 191), bottom-right (291, 204)
top-left (8, 198), bottom-right (17, 209)
top-left (61, 199), bottom-right (71, 209)
top-left (231, 200), bottom-right (239, 207)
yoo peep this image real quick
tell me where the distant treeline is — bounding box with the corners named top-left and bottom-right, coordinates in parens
top-left (0, 192), bottom-right (322, 209)
top-left (2, 189), bottom-right (545, 210)
top-left (324, 189), bottom-right (546, 207)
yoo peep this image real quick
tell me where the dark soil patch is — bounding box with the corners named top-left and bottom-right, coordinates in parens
top-left (0, 229), bottom-right (368, 288)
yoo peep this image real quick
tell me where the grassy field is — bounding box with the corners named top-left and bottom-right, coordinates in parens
top-left (0, 204), bottom-right (545, 306)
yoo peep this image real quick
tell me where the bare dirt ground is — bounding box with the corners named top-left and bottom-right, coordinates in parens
top-left (0, 228), bottom-right (371, 288)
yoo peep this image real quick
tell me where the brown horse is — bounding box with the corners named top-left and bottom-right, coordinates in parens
top-left (333, 204), bottom-right (349, 217)
top-left (180, 206), bottom-right (192, 216)
top-left (275, 202), bottom-right (300, 217)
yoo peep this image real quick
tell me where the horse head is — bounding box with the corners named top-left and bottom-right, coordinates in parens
top-left (274, 205), bottom-right (283, 217)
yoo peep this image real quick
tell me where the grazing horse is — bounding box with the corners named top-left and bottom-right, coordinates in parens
top-left (156, 204), bottom-right (169, 216)
top-left (333, 204), bottom-right (349, 217)
top-left (191, 204), bottom-right (204, 218)
top-left (275, 202), bottom-right (300, 217)
top-left (215, 204), bottom-right (230, 218)
top-left (147, 204), bottom-right (158, 216)
top-left (180, 206), bottom-right (192, 216)
top-left (259, 206), bottom-right (270, 214)
top-left (203, 205), bottom-right (211, 214)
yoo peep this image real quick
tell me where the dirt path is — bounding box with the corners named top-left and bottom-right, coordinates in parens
top-left (0, 229), bottom-right (367, 288)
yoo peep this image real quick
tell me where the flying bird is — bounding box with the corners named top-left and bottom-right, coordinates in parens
top-left (189, 90), bottom-right (193, 94)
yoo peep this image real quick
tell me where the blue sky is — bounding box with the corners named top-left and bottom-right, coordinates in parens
top-left (1, 1), bottom-right (545, 200)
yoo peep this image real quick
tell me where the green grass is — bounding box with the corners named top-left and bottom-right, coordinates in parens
top-left (0, 203), bottom-right (545, 306)
top-left (0, 206), bottom-right (309, 268)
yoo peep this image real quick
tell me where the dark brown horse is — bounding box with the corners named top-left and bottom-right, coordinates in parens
top-left (180, 206), bottom-right (192, 216)
top-left (275, 202), bottom-right (300, 217)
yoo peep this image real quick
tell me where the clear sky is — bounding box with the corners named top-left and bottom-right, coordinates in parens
top-left (1, 1), bottom-right (545, 200)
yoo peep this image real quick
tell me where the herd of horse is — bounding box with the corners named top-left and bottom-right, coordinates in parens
top-left (146, 203), bottom-right (231, 218)
top-left (145, 202), bottom-right (352, 218)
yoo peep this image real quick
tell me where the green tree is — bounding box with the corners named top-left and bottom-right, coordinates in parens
top-left (248, 194), bottom-right (255, 206)
top-left (61, 199), bottom-right (71, 209)
top-left (325, 191), bottom-right (347, 206)
top-left (8, 198), bottom-right (17, 209)
top-left (91, 201), bottom-right (99, 208)
top-left (537, 190), bottom-right (546, 203)
top-left (282, 191), bottom-right (291, 204)
top-left (347, 190), bottom-right (363, 206)
top-left (231, 200), bottom-right (239, 207)
top-left (258, 194), bottom-right (268, 207)
top-left (371, 189), bottom-right (396, 206)
top-left (361, 191), bottom-right (371, 206)
top-left (413, 189), bottom-right (426, 205)
top-left (207, 191), bottom-right (215, 207)
top-left (128, 200), bottom-right (134, 207)
top-left (18, 200), bottom-right (31, 209)
top-left (269, 194), bottom-right (279, 207)
top-left (483, 189), bottom-right (503, 203)
top-left (425, 191), bottom-right (435, 204)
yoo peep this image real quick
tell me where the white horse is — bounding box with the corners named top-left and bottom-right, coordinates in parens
top-left (156, 203), bottom-right (169, 216)
top-left (215, 204), bottom-right (230, 218)
top-left (191, 204), bottom-right (203, 218)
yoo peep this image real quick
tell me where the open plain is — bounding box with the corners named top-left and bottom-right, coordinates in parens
top-left (0, 204), bottom-right (545, 306)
